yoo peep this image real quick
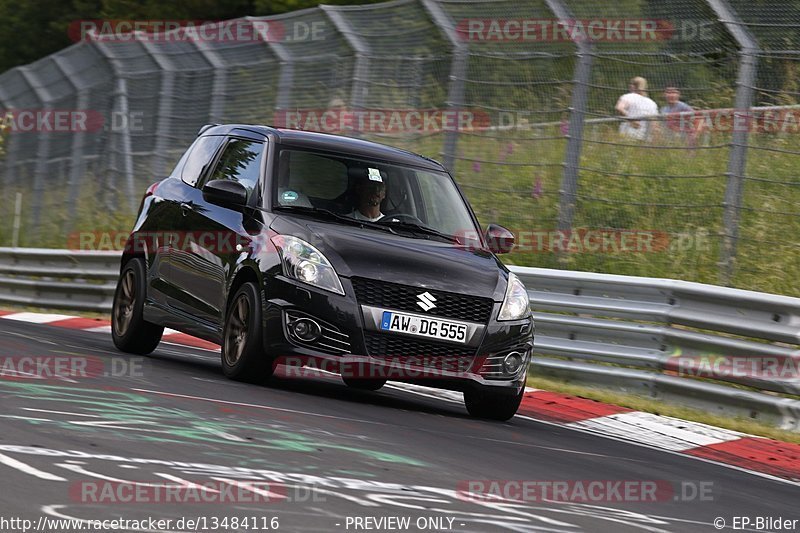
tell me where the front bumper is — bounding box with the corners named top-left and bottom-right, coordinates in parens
top-left (262, 275), bottom-right (533, 393)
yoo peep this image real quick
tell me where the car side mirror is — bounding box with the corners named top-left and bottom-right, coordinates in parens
top-left (203, 179), bottom-right (247, 209)
top-left (485, 224), bottom-right (515, 254)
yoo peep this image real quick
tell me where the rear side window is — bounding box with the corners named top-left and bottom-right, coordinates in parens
top-left (181, 136), bottom-right (224, 187)
top-left (206, 139), bottom-right (264, 202)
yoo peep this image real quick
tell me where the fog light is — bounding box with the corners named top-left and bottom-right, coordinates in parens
top-left (292, 318), bottom-right (322, 342)
top-left (503, 351), bottom-right (524, 374)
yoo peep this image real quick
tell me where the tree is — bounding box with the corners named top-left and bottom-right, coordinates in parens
top-left (0, 0), bottom-right (384, 74)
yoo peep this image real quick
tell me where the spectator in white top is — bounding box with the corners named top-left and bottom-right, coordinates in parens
top-left (615, 76), bottom-right (659, 140)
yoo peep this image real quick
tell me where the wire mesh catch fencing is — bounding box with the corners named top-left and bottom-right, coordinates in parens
top-left (0, 0), bottom-right (798, 295)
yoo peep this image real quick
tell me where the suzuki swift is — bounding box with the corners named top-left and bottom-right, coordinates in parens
top-left (111, 124), bottom-right (533, 420)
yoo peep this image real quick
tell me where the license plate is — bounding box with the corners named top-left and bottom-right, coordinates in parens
top-left (380, 311), bottom-right (468, 344)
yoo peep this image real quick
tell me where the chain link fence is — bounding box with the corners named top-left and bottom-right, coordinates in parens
top-left (0, 0), bottom-right (798, 296)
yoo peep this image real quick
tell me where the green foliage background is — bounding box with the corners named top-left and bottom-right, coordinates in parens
top-left (0, 0), bottom-right (385, 74)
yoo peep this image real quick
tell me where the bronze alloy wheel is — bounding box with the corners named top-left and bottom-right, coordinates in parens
top-left (111, 258), bottom-right (163, 355)
top-left (113, 269), bottom-right (136, 337)
top-left (224, 294), bottom-right (250, 367)
top-left (221, 282), bottom-right (275, 382)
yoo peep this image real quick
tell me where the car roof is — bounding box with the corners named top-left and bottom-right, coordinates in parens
top-left (200, 124), bottom-right (446, 172)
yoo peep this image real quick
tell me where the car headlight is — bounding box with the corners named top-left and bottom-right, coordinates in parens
top-left (498, 273), bottom-right (530, 321)
top-left (271, 235), bottom-right (345, 295)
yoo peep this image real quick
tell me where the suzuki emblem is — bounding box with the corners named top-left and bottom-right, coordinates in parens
top-left (417, 291), bottom-right (437, 311)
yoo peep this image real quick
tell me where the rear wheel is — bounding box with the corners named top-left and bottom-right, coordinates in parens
top-left (222, 282), bottom-right (275, 382)
top-left (464, 387), bottom-right (524, 421)
top-left (111, 258), bottom-right (164, 355)
top-left (342, 375), bottom-right (387, 391)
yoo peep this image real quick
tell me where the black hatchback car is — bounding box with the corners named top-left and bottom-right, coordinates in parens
top-left (112, 125), bottom-right (533, 420)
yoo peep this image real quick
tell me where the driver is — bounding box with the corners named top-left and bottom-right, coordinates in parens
top-left (348, 169), bottom-right (386, 222)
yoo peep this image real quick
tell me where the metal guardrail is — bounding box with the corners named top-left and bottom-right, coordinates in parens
top-left (2, 248), bottom-right (799, 430)
top-left (512, 266), bottom-right (800, 431)
top-left (0, 248), bottom-right (119, 312)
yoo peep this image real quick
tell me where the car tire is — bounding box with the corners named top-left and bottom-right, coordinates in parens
top-left (341, 375), bottom-right (387, 391)
top-left (463, 386), bottom-right (524, 421)
top-left (111, 258), bottom-right (164, 355)
top-left (222, 282), bottom-right (275, 383)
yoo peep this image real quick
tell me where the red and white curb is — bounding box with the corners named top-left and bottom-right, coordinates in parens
top-left (516, 391), bottom-right (800, 484)
top-left (0, 310), bottom-right (218, 350)
top-left (2, 309), bottom-right (799, 484)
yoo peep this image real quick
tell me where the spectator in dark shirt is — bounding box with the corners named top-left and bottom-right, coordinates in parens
top-left (660, 86), bottom-right (695, 144)
top-left (661, 86), bottom-right (692, 115)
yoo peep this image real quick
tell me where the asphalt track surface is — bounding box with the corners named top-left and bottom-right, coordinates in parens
top-left (0, 318), bottom-right (797, 533)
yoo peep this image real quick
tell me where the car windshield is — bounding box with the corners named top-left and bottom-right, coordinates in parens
top-left (273, 148), bottom-right (480, 243)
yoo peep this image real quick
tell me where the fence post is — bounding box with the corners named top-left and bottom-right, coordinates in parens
top-left (421, 0), bottom-right (466, 173)
top-left (543, 0), bottom-right (594, 239)
top-left (250, 17), bottom-right (295, 118)
top-left (90, 39), bottom-right (136, 213)
top-left (19, 66), bottom-right (52, 237)
top-left (51, 55), bottom-right (88, 230)
top-left (273, 44), bottom-right (295, 113)
top-left (192, 31), bottom-right (229, 124)
top-left (65, 88), bottom-right (89, 228)
top-left (138, 37), bottom-right (176, 179)
top-left (115, 77), bottom-right (136, 212)
top-left (0, 85), bottom-right (19, 188)
top-left (322, 6), bottom-right (369, 138)
top-left (705, 0), bottom-right (760, 286)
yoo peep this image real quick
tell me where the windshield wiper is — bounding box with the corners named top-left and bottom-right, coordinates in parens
top-left (273, 205), bottom-right (399, 235)
top-left (376, 220), bottom-right (461, 244)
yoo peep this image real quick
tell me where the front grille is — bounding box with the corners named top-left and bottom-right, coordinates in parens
top-left (352, 277), bottom-right (494, 323)
top-left (364, 332), bottom-right (476, 372)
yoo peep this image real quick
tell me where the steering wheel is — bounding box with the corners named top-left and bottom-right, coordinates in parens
top-left (379, 213), bottom-right (424, 225)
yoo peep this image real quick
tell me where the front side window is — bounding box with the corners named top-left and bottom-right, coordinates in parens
top-left (273, 148), bottom-right (479, 243)
top-left (206, 139), bottom-right (264, 202)
top-left (180, 135), bottom-right (224, 187)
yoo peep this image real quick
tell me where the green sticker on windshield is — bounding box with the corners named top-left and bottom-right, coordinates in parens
top-left (282, 190), bottom-right (299, 202)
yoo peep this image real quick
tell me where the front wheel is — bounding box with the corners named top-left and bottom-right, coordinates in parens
top-left (111, 258), bottom-right (164, 355)
top-left (222, 282), bottom-right (275, 383)
top-left (463, 387), bottom-right (524, 421)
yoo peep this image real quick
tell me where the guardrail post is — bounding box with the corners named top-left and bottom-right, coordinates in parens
top-left (322, 6), bottom-right (369, 139)
top-left (543, 0), bottom-right (594, 243)
top-left (421, 0), bottom-right (466, 173)
top-left (705, 0), bottom-right (760, 286)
